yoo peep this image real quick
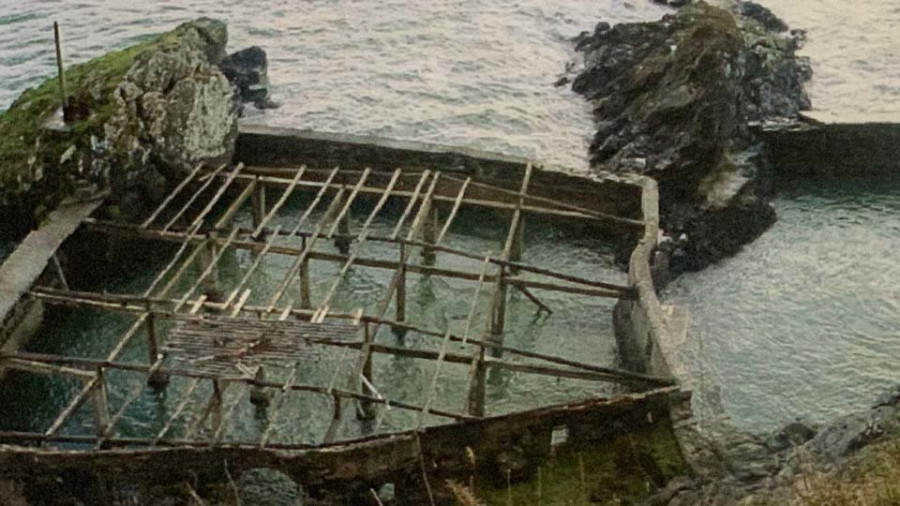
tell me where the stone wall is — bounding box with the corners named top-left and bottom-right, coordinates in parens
top-left (760, 116), bottom-right (900, 179)
top-left (613, 178), bottom-right (692, 388)
top-left (235, 125), bottom-right (644, 222)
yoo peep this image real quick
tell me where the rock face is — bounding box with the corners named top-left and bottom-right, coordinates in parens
top-left (103, 18), bottom-right (239, 217)
top-left (573, 1), bottom-right (810, 274)
top-left (220, 46), bottom-right (275, 109)
top-left (0, 18), bottom-right (240, 234)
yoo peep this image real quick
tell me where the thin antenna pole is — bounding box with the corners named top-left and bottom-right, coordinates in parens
top-left (53, 21), bottom-right (69, 123)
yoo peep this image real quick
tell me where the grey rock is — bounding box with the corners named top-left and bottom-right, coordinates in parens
top-left (765, 420), bottom-right (817, 452)
top-left (809, 406), bottom-right (891, 461)
top-left (105, 18), bottom-right (239, 206)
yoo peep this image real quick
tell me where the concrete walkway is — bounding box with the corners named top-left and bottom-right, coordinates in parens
top-left (0, 197), bottom-right (105, 326)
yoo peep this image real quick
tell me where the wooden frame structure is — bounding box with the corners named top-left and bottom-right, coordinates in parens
top-left (0, 162), bottom-right (672, 457)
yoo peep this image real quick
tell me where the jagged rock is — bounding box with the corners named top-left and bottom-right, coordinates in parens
top-left (572, 2), bottom-right (810, 274)
top-left (220, 46), bottom-right (276, 109)
top-left (104, 18), bottom-right (239, 218)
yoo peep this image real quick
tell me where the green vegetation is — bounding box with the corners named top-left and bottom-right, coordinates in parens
top-left (469, 422), bottom-right (688, 506)
top-left (791, 440), bottom-right (900, 506)
top-left (0, 34), bottom-right (159, 207)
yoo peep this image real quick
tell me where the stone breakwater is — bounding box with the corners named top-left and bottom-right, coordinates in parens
top-left (572, 1), bottom-right (811, 275)
top-left (0, 18), bottom-right (272, 236)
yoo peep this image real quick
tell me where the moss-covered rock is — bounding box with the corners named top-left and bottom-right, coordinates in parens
top-left (0, 17), bottom-right (238, 236)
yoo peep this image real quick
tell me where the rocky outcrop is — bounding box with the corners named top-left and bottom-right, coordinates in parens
top-left (646, 385), bottom-right (900, 505)
top-left (573, 1), bottom-right (810, 274)
top-left (220, 46), bottom-right (276, 110)
top-left (0, 18), bottom-right (241, 234)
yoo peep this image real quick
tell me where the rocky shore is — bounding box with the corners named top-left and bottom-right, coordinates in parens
top-left (0, 18), bottom-right (271, 237)
top-left (572, 0), bottom-right (811, 276)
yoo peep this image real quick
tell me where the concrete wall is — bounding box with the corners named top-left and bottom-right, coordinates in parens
top-left (613, 178), bottom-right (692, 390)
top-left (235, 125), bottom-right (643, 221)
top-left (759, 115), bottom-right (900, 180)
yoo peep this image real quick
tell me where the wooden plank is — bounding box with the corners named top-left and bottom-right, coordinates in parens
top-left (142, 163), bottom-right (206, 228)
top-left (161, 164), bottom-right (229, 232)
top-left (252, 166), bottom-right (307, 238)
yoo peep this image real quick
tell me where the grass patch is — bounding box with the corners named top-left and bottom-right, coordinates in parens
top-left (472, 421), bottom-right (688, 505)
top-left (792, 440), bottom-right (900, 506)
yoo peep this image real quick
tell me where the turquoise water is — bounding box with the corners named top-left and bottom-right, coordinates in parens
top-left (664, 177), bottom-right (900, 432)
top-left (0, 192), bottom-right (626, 447)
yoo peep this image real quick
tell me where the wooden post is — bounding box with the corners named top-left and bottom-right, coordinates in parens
top-left (393, 243), bottom-right (408, 339)
top-left (335, 202), bottom-right (351, 255)
top-left (90, 369), bottom-right (111, 438)
top-left (421, 206), bottom-right (438, 266)
top-left (250, 366), bottom-right (271, 406)
top-left (53, 21), bottom-right (69, 123)
top-left (357, 322), bottom-right (376, 420)
top-left (489, 267), bottom-right (508, 358)
top-left (200, 232), bottom-right (220, 299)
top-left (509, 220), bottom-right (524, 275)
top-left (251, 176), bottom-right (266, 231)
top-left (51, 254), bottom-right (69, 290)
top-left (466, 348), bottom-right (486, 417)
top-left (211, 380), bottom-right (224, 436)
top-left (299, 236), bottom-right (312, 310)
top-left (145, 314), bottom-right (170, 389)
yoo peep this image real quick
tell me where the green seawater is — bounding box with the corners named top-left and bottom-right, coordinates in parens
top-left (665, 176), bottom-right (900, 432)
top-left (0, 193), bottom-right (625, 448)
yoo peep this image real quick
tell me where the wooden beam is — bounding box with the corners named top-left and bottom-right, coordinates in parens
top-left (161, 164), bottom-right (228, 232)
top-left (142, 163), bottom-right (206, 228)
top-left (252, 167), bottom-right (307, 238)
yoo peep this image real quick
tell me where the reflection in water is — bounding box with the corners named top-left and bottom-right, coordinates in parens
top-left (665, 177), bottom-right (900, 432)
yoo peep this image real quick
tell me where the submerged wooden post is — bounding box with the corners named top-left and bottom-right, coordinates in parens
top-left (357, 322), bottom-right (376, 420)
top-left (53, 21), bottom-right (70, 123)
top-left (509, 220), bottom-right (524, 275)
top-left (250, 366), bottom-right (271, 406)
top-left (393, 243), bottom-right (408, 339)
top-left (489, 267), bottom-right (508, 358)
top-left (211, 380), bottom-right (224, 435)
top-left (299, 236), bottom-right (312, 310)
top-left (334, 203), bottom-right (351, 255)
top-left (90, 369), bottom-right (111, 438)
top-left (145, 313), bottom-right (170, 388)
top-left (251, 176), bottom-right (266, 231)
top-left (200, 231), bottom-right (221, 298)
top-left (421, 206), bottom-right (438, 266)
top-left (466, 348), bottom-right (486, 417)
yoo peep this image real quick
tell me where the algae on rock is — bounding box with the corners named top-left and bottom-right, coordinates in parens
top-left (0, 17), bottom-right (239, 234)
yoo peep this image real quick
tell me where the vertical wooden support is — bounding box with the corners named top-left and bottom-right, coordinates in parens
top-left (53, 21), bottom-right (70, 122)
top-left (200, 231), bottom-right (221, 299)
top-left (393, 243), bottom-right (408, 339)
top-left (211, 380), bottom-right (224, 436)
top-left (509, 220), bottom-right (524, 275)
top-left (145, 313), bottom-right (170, 389)
top-left (466, 349), bottom-right (486, 417)
top-left (335, 201), bottom-right (352, 255)
top-left (90, 369), bottom-right (111, 438)
top-left (357, 322), bottom-right (376, 420)
top-left (489, 267), bottom-right (508, 359)
top-left (251, 176), bottom-right (266, 231)
top-left (51, 254), bottom-right (69, 290)
top-left (421, 205), bottom-right (438, 266)
top-left (299, 236), bottom-right (312, 310)
top-left (250, 366), bottom-right (271, 406)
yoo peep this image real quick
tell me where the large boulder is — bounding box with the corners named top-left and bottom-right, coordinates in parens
top-left (0, 18), bottom-right (239, 234)
top-left (220, 46), bottom-right (275, 109)
top-left (573, 1), bottom-right (810, 273)
top-left (103, 18), bottom-right (239, 214)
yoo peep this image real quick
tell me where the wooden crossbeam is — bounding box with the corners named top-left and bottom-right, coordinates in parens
top-left (252, 166), bottom-right (307, 238)
top-left (142, 163), bottom-right (206, 228)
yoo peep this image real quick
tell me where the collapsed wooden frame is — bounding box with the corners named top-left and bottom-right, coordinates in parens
top-left (1, 162), bottom-right (671, 453)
